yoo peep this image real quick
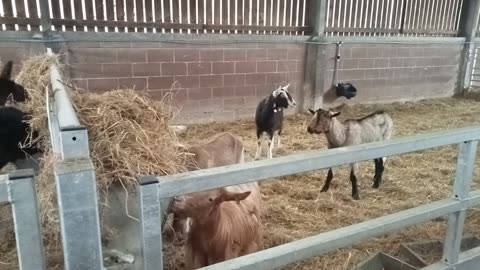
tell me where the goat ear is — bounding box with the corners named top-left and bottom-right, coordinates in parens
top-left (0, 61), bottom-right (13, 79)
top-left (329, 111), bottom-right (341, 117)
top-left (308, 109), bottom-right (315, 115)
top-left (272, 87), bottom-right (282, 97)
top-left (219, 190), bottom-right (251, 204)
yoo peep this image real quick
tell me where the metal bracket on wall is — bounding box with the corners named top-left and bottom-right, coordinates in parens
top-left (332, 41), bottom-right (343, 87)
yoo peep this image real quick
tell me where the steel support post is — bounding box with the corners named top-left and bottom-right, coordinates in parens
top-left (138, 176), bottom-right (163, 270)
top-left (442, 140), bottom-right (478, 264)
top-left (303, 0), bottom-right (327, 111)
top-left (457, 0), bottom-right (480, 93)
top-left (8, 169), bottom-right (46, 270)
top-left (38, 0), bottom-right (51, 37)
top-left (54, 161), bottom-right (103, 270)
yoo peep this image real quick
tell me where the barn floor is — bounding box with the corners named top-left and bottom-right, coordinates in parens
top-left (2, 96), bottom-right (480, 270)
top-left (163, 95), bottom-right (480, 270)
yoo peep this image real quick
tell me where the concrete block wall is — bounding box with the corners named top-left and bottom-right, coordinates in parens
top-left (57, 39), bottom-right (463, 124)
top-left (322, 43), bottom-right (463, 106)
top-left (63, 41), bottom-right (306, 123)
top-left (0, 42), bottom-right (46, 76)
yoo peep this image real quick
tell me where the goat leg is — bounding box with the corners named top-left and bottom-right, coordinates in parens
top-left (372, 158), bottom-right (384, 189)
top-left (350, 167), bottom-right (360, 200)
top-left (274, 130), bottom-right (281, 150)
top-left (254, 140), bottom-right (261, 160)
top-left (320, 168), bottom-right (334, 192)
top-left (255, 131), bottom-right (263, 160)
top-left (372, 159), bottom-right (379, 187)
top-left (268, 135), bottom-right (275, 159)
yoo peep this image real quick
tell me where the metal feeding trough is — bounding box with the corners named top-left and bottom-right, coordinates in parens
top-left (353, 252), bottom-right (417, 270)
top-left (398, 235), bottom-right (480, 267)
top-left (333, 41), bottom-right (357, 99)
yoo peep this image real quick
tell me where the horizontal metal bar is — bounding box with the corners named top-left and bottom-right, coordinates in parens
top-left (325, 27), bottom-right (400, 34)
top-left (47, 48), bottom-right (81, 130)
top-left (201, 191), bottom-right (480, 270)
top-left (0, 175), bottom-right (8, 203)
top-left (324, 36), bottom-right (466, 45)
top-left (421, 245), bottom-right (480, 270)
top-left (48, 18), bottom-right (312, 32)
top-left (0, 16), bottom-right (311, 33)
top-left (402, 29), bottom-right (459, 35)
top-left (153, 126), bottom-right (480, 199)
top-left (0, 17), bottom-right (40, 25)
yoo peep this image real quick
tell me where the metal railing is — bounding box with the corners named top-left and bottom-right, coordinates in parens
top-left (137, 126), bottom-right (480, 270)
top-left (0, 169), bottom-right (45, 270)
top-left (46, 48), bottom-right (104, 270)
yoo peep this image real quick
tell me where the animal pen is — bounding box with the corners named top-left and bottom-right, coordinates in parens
top-left (2, 0), bottom-right (480, 270)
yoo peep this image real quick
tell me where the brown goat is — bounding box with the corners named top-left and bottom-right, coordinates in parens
top-left (184, 132), bottom-right (245, 170)
top-left (172, 132), bottom-right (245, 237)
top-left (171, 182), bottom-right (262, 269)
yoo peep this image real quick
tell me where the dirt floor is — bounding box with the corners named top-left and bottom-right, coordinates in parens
top-left (162, 95), bottom-right (480, 270)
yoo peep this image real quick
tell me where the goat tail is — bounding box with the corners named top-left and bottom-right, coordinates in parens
top-left (0, 60), bottom-right (13, 79)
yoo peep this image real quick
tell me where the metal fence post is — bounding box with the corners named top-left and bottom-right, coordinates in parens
top-left (47, 57), bottom-right (104, 270)
top-left (303, 0), bottom-right (327, 112)
top-left (54, 161), bottom-right (104, 270)
top-left (8, 169), bottom-right (46, 270)
top-left (138, 176), bottom-right (163, 270)
top-left (457, 0), bottom-right (480, 93)
top-left (442, 140), bottom-right (478, 264)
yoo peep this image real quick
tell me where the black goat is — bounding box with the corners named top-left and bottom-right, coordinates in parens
top-left (0, 106), bottom-right (40, 171)
top-left (254, 84), bottom-right (296, 159)
top-left (0, 61), bottom-right (27, 106)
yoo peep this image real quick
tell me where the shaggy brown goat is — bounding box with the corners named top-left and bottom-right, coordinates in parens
top-left (171, 182), bottom-right (262, 269)
top-left (172, 132), bottom-right (245, 237)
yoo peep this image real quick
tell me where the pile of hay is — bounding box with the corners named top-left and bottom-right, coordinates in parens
top-left (69, 89), bottom-right (187, 191)
top-left (1, 53), bottom-right (188, 269)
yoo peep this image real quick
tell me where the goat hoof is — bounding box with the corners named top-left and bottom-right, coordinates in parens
top-left (352, 193), bottom-right (360, 200)
top-left (372, 182), bottom-right (380, 189)
top-left (320, 187), bottom-right (329, 192)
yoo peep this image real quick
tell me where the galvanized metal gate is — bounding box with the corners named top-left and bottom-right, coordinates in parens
top-left (137, 127), bottom-right (480, 270)
top-left (0, 170), bottom-right (45, 270)
top-left (469, 45), bottom-right (480, 89)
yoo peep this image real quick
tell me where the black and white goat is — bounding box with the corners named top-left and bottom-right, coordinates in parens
top-left (307, 108), bottom-right (393, 200)
top-left (255, 84), bottom-right (296, 159)
top-left (0, 61), bottom-right (27, 106)
top-left (0, 106), bottom-right (40, 170)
